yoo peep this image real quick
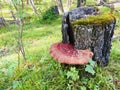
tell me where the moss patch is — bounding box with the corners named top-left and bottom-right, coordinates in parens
top-left (72, 14), bottom-right (115, 26)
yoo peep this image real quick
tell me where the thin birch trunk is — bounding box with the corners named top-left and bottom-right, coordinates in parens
top-left (55, 0), bottom-right (64, 14)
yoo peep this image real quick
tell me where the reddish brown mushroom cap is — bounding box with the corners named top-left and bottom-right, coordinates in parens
top-left (50, 42), bottom-right (94, 65)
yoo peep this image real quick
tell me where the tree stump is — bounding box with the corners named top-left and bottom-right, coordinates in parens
top-left (62, 6), bottom-right (116, 66)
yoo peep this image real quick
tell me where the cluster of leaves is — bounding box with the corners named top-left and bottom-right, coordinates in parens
top-left (85, 59), bottom-right (96, 75)
top-left (65, 59), bottom-right (116, 90)
top-left (67, 67), bottom-right (79, 81)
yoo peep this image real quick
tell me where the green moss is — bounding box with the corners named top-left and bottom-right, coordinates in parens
top-left (72, 14), bottom-right (115, 26)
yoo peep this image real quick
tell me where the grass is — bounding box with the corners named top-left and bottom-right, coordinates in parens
top-left (0, 15), bottom-right (120, 90)
top-left (0, 1), bottom-right (120, 90)
top-left (0, 17), bottom-right (63, 89)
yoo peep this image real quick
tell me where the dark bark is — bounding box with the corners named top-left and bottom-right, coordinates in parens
top-left (77, 0), bottom-right (81, 7)
top-left (0, 16), bottom-right (6, 27)
top-left (61, 6), bottom-right (116, 66)
top-left (51, 6), bottom-right (59, 14)
top-left (91, 21), bottom-right (116, 66)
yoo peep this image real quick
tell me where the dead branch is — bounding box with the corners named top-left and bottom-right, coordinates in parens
top-left (112, 35), bottom-right (120, 40)
top-left (20, 0), bottom-right (27, 62)
top-left (9, 10), bottom-right (20, 25)
top-left (29, 0), bottom-right (39, 15)
top-left (0, 16), bottom-right (7, 27)
top-left (98, 0), bottom-right (120, 13)
top-left (8, 0), bottom-right (27, 65)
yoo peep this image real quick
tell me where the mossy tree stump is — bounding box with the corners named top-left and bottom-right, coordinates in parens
top-left (62, 6), bottom-right (116, 66)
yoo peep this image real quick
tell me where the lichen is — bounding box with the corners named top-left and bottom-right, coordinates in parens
top-left (72, 14), bottom-right (115, 26)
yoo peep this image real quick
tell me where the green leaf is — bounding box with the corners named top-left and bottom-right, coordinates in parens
top-left (81, 77), bottom-right (88, 85)
top-left (67, 84), bottom-right (72, 90)
top-left (66, 67), bottom-right (79, 81)
top-left (66, 71), bottom-right (71, 79)
top-left (70, 67), bottom-right (76, 72)
top-left (13, 81), bottom-right (20, 89)
top-left (85, 65), bottom-right (95, 75)
top-left (81, 86), bottom-right (86, 90)
top-left (89, 59), bottom-right (96, 67)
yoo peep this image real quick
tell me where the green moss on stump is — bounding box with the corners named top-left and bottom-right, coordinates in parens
top-left (72, 14), bottom-right (115, 26)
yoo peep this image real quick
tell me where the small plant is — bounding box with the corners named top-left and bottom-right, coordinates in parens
top-left (66, 67), bottom-right (79, 89)
top-left (40, 6), bottom-right (59, 24)
top-left (42, 6), bottom-right (58, 20)
top-left (65, 59), bottom-right (96, 89)
top-left (85, 59), bottom-right (96, 75)
top-left (66, 67), bottom-right (79, 81)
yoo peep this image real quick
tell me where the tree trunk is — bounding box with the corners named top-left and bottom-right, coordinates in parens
top-left (77, 0), bottom-right (82, 7)
top-left (55, 0), bottom-right (64, 14)
top-left (66, 0), bottom-right (73, 10)
top-left (61, 7), bottom-right (116, 66)
top-left (29, 0), bottom-right (38, 15)
top-left (26, 0), bottom-right (29, 4)
top-left (77, 0), bottom-right (86, 7)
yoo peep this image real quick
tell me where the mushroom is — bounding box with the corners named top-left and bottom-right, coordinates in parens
top-left (50, 42), bottom-right (93, 65)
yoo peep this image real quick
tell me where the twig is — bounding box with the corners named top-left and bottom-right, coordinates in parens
top-left (29, 0), bottom-right (39, 15)
top-left (8, 0), bottom-right (27, 66)
top-left (90, 0), bottom-right (120, 13)
top-left (20, 0), bottom-right (27, 63)
top-left (112, 35), bottom-right (120, 40)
